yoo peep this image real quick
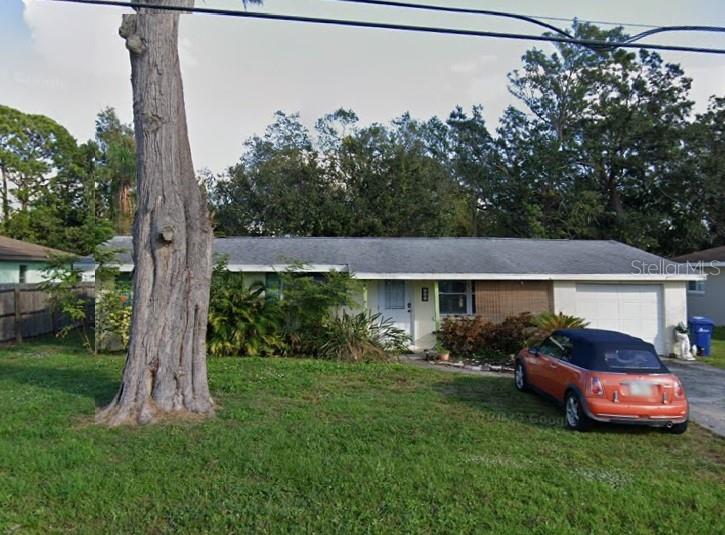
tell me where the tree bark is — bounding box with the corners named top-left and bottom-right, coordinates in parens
top-left (97, 0), bottom-right (214, 426)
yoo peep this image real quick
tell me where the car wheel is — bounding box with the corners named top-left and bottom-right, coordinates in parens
top-left (667, 421), bottom-right (688, 434)
top-left (565, 391), bottom-right (592, 431)
top-left (514, 362), bottom-right (529, 392)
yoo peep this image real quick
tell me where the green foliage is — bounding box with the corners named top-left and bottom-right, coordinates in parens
top-left (0, 104), bottom-right (113, 255)
top-left (40, 254), bottom-right (93, 352)
top-left (207, 258), bottom-right (285, 357)
top-left (95, 282), bottom-right (132, 353)
top-left (206, 260), bottom-right (403, 361)
top-left (94, 107), bottom-right (136, 235)
top-left (530, 311), bottom-right (590, 339)
top-left (437, 313), bottom-right (534, 363)
top-left (318, 311), bottom-right (410, 362)
top-left (210, 110), bottom-right (464, 238)
top-left (208, 23), bottom-right (725, 256)
top-left (277, 265), bottom-right (363, 355)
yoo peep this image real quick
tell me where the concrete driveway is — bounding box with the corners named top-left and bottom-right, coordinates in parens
top-left (665, 359), bottom-right (725, 437)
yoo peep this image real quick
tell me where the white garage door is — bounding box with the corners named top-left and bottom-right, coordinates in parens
top-left (575, 284), bottom-right (665, 354)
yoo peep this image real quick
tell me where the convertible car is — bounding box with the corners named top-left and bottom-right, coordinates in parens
top-left (515, 329), bottom-right (688, 433)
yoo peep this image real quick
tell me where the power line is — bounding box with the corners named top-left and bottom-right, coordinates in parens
top-left (328, 0), bottom-right (574, 39)
top-left (45, 0), bottom-right (725, 55)
top-left (329, 0), bottom-right (725, 47)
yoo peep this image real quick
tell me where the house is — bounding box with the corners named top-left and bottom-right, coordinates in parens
top-left (104, 236), bottom-right (702, 355)
top-left (0, 235), bottom-right (69, 283)
top-left (673, 245), bottom-right (725, 326)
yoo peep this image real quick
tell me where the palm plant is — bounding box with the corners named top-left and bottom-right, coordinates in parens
top-left (530, 311), bottom-right (589, 338)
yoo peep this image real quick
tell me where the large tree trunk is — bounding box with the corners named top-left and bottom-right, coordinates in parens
top-left (97, 0), bottom-right (214, 426)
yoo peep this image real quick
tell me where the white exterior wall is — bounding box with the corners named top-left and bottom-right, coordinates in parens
top-left (242, 272), bottom-right (266, 289)
top-left (552, 280), bottom-right (688, 355)
top-left (687, 268), bottom-right (725, 325)
top-left (663, 281), bottom-right (688, 345)
top-left (0, 261), bottom-right (49, 283)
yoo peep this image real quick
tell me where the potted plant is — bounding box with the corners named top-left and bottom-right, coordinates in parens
top-left (435, 342), bottom-right (450, 362)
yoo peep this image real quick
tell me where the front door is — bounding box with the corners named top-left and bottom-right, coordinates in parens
top-left (380, 280), bottom-right (411, 337)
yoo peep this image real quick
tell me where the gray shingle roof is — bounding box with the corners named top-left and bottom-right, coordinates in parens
top-left (673, 245), bottom-right (725, 263)
top-left (0, 234), bottom-right (69, 261)
top-left (103, 236), bottom-right (688, 276)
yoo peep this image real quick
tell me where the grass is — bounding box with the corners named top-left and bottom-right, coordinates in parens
top-left (704, 326), bottom-right (725, 369)
top-left (1, 336), bottom-right (724, 533)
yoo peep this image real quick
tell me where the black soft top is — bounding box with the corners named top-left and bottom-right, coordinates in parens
top-left (553, 329), bottom-right (670, 374)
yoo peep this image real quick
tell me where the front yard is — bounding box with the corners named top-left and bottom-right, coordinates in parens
top-left (1, 338), bottom-right (724, 533)
top-left (706, 326), bottom-right (725, 369)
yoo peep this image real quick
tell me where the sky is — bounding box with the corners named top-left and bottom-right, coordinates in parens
top-left (1, 0), bottom-right (724, 172)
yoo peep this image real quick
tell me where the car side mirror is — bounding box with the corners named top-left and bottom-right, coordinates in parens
top-left (528, 347), bottom-right (540, 357)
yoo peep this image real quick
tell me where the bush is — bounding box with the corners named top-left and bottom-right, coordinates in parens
top-left (278, 267), bottom-right (363, 356)
top-left (319, 311), bottom-right (410, 362)
top-left (208, 261), bottom-right (285, 357)
top-left (530, 311), bottom-right (589, 341)
top-left (438, 313), bottom-right (534, 363)
top-left (95, 283), bottom-right (132, 352)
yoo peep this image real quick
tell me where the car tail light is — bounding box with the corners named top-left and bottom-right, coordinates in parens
top-left (590, 376), bottom-right (604, 397)
top-left (674, 380), bottom-right (684, 398)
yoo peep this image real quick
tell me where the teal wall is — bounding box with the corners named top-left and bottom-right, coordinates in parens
top-left (0, 261), bottom-right (48, 283)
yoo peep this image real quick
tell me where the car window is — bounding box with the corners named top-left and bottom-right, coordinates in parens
top-left (550, 335), bottom-right (573, 362)
top-left (537, 337), bottom-right (565, 359)
top-left (603, 349), bottom-right (662, 370)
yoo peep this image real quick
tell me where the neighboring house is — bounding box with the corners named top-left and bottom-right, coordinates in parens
top-left (0, 235), bottom-right (69, 283)
top-left (104, 236), bottom-right (702, 355)
top-left (673, 245), bottom-right (725, 325)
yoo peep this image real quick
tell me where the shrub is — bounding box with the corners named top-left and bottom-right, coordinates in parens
top-left (492, 313), bottom-right (535, 356)
top-left (438, 313), bottom-right (534, 363)
top-left (278, 267), bottom-right (363, 356)
top-left (319, 311), bottom-right (410, 362)
top-left (208, 260), bottom-right (285, 357)
top-left (95, 282), bottom-right (132, 352)
top-left (529, 311), bottom-right (589, 342)
top-left (41, 254), bottom-right (94, 352)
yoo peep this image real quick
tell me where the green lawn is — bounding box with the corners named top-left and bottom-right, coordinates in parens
top-left (705, 326), bottom-right (725, 369)
top-left (1, 338), bottom-right (724, 533)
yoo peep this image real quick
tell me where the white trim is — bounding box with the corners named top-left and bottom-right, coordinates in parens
top-left (115, 263), bottom-right (349, 273)
top-left (225, 263), bottom-right (349, 273)
top-left (112, 263), bottom-right (706, 281)
top-left (353, 273), bottom-right (704, 281)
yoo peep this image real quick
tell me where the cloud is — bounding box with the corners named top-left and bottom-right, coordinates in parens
top-left (2, 0), bottom-right (723, 173)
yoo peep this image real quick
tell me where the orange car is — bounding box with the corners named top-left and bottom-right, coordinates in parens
top-left (515, 329), bottom-right (688, 433)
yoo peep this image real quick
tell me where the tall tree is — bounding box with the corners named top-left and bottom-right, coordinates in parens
top-left (98, 0), bottom-right (261, 426)
top-left (95, 107), bottom-right (136, 234)
top-left (0, 104), bottom-right (110, 254)
top-left (212, 110), bottom-right (465, 237)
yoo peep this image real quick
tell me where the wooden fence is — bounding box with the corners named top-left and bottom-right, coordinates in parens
top-left (0, 282), bottom-right (95, 343)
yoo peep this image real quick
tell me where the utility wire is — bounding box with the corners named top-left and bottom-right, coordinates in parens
top-left (45, 0), bottom-right (725, 55)
top-left (331, 0), bottom-right (725, 47)
top-left (328, 0), bottom-right (574, 39)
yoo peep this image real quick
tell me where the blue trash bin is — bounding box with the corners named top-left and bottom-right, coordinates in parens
top-left (688, 316), bottom-right (715, 356)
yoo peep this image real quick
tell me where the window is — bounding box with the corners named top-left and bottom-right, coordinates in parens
top-left (537, 337), bottom-right (567, 359)
top-left (265, 273), bottom-right (281, 300)
top-left (384, 280), bottom-right (406, 310)
top-left (550, 335), bottom-right (573, 361)
top-left (439, 280), bottom-right (473, 315)
top-left (18, 265), bottom-right (27, 284)
top-left (688, 280), bottom-right (705, 294)
top-left (603, 349), bottom-right (662, 370)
